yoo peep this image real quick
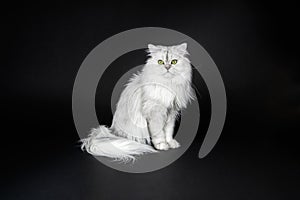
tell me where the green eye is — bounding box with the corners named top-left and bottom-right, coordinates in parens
top-left (158, 60), bottom-right (164, 65)
top-left (171, 59), bottom-right (178, 65)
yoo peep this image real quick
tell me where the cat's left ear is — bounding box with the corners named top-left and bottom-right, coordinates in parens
top-left (175, 43), bottom-right (187, 52)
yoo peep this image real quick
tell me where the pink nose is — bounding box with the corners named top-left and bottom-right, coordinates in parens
top-left (165, 64), bottom-right (171, 70)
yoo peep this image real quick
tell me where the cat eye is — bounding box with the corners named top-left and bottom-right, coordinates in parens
top-left (171, 59), bottom-right (178, 65)
top-left (158, 60), bottom-right (164, 65)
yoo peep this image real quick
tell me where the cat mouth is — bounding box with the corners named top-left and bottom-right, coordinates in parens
top-left (163, 71), bottom-right (175, 77)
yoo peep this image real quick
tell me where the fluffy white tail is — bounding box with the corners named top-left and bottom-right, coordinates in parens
top-left (81, 125), bottom-right (157, 162)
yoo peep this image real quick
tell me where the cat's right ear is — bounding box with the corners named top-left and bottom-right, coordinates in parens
top-left (147, 44), bottom-right (160, 53)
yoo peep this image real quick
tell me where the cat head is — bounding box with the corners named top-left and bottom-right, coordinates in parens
top-left (145, 43), bottom-right (191, 79)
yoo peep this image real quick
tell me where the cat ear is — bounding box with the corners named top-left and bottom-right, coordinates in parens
top-left (173, 43), bottom-right (189, 56)
top-left (175, 43), bottom-right (187, 52)
top-left (147, 44), bottom-right (160, 53)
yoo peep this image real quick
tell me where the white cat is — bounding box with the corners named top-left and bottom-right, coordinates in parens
top-left (81, 43), bottom-right (194, 162)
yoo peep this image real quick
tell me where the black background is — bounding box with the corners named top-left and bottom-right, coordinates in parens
top-left (2, 1), bottom-right (300, 200)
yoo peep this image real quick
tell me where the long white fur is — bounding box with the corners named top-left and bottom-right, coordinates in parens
top-left (81, 43), bottom-right (194, 162)
top-left (81, 126), bottom-right (156, 162)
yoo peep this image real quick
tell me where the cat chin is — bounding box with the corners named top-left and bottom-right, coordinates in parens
top-left (162, 71), bottom-right (175, 78)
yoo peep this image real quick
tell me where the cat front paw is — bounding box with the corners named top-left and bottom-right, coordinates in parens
top-left (154, 142), bottom-right (169, 151)
top-left (167, 139), bottom-right (180, 149)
